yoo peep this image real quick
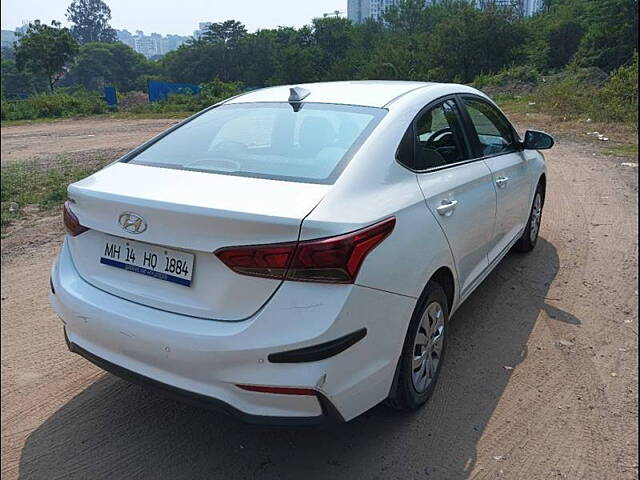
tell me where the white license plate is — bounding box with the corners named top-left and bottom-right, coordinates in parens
top-left (100, 235), bottom-right (194, 286)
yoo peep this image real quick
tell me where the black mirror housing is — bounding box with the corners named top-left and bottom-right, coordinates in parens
top-left (523, 130), bottom-right (554, 150)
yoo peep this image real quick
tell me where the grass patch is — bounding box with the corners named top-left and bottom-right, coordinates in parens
top-left (1, 160), bottom-right (99, 233)
top-left (603, 143), bottom-right (639, 158)
top-left (494, 94), bottom-right (539, 114)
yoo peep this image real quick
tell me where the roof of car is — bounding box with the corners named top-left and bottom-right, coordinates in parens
top-left (224, 80), bottom-right (438, 108)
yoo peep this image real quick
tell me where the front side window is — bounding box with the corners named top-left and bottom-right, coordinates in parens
top-left (128, 103), bottom-right (386, 184)
top-left (413, 99), bottom-right (468, 170)
top-left (462, 97), bottom-right (517, 157)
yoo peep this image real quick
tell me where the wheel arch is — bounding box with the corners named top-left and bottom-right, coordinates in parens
top-left (387, 264), bottom-right (456, 399)
top-left (430, 266), bottom-right (455, 314)
top-left (386, 264), bottom-right (456, 403)
top-left (538, 173), bottom-right (546, 203)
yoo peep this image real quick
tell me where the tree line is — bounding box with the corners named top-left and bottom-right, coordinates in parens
top-left (1, 0), bottom-right (638, 99)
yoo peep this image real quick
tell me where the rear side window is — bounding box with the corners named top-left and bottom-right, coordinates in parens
top-left (396, 99), bottom-right (469, 171)
top-left (127, 103), bottom-right (385, 184)
top-left (461, 97), bottom-right (517, 157)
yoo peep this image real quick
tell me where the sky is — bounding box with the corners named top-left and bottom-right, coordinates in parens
top-left (1, 0), bottom-right (347, 36)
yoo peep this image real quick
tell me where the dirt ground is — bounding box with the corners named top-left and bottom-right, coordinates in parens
top-left (0, 116), bottom-right (180, 168)
top-left (1, 114), bottom-right (638, 479)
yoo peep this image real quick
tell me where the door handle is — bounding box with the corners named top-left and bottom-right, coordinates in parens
top-left (496, 176), bottom-right (509, 188)
top-left (436, 199), bottom-right (458, 216)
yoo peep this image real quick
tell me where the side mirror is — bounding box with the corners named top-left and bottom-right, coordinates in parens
top-left (523, 130), bottom-right (554, 150)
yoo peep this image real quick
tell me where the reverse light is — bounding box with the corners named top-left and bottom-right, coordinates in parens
top-left (215, 217), bottom-right (396, 284)
top-left (63, 201), bottom-right (89, 236)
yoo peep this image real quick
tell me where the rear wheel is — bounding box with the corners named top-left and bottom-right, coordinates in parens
top-left (515, 184), bottom-right (544, 253)
top-left (388, 281), bottom-right (448, 411)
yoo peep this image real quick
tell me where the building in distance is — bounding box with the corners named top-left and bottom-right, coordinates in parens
top-left (116, 29), bottom-right (189, 58)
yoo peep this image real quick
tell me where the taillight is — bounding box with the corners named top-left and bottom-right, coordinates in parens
top-left (63, 201), bottom-right (88, 236)
top-left (215, 217), bottom-right (395, 283)
top-left (215, 243), bottom-right (295, 280)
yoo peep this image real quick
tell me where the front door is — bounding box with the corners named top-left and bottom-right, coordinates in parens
top-left (459, 95), bottom-right (533, 263)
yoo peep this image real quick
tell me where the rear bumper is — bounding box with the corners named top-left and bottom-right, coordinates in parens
top-left (64, 328), bottom-right (344, 426)
top-left (50, 238), bottom-right (416, 423)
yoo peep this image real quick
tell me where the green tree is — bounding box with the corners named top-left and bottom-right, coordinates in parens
top-left (545, 20), bottom-right (584, 69)
top-left (236, 29), bottom-right (279, 86)
top-left (162, 40), bottom-right (225, 83)
top-left (69, 42), bottom-right (153, 91)
top-left (421, 3), bottom-right (526, 82)
top-left (312, 17), bottom-right (354, 79)
top-left (202, 20), bottom-right (247, 45)
top-left (197, 20), bottom-right (248, 81)
top-left (383, 0), bottom-right (428, 33)
top-left (524, 1), bottom-right (587, 71)
top-left (154, 2), bottom-right (637, 90)
top-left (1, 59), bottom-right (47, 98)
top-left (66, 0), bottom-right (117, 44)
top-left (269, 26), bottom-right (321, 84)
top-left (575, 0), bottom-right (638, 72)
top-left (15, 20), bottom-right (79, 91)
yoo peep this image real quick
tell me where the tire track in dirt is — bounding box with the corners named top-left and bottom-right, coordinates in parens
top-left (468, 140), bottom-right (637, 479)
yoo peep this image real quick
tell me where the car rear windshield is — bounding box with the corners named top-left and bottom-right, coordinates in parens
top-left (127, 102), bottom-right (386, 184)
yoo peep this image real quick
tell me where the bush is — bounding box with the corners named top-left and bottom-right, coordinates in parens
top-left (531, 70), bottom-right (594, 116)
top-left (1, 91), bottom-right (108, 121)
top-left (532, 56), bottom-right (638, 125)
top-left (128, 78), bottom-right (244, 114)
top-left (118, 91), bottom-right (149, 110)
top-left (474, 65), bottom-right (541, 89)
top-left (597, 53), bottom-right (638, 123)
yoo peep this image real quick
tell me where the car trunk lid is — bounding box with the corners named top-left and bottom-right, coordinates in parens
top-left (66, 162), bottom-right (330, 320)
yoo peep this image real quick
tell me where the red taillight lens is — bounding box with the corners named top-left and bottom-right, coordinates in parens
top-left (215, 217), bottom-right (395, 284)
top-left (63, 201), bottom-right (88, 236)
top-left (215, 243), bottom-right (296, 279)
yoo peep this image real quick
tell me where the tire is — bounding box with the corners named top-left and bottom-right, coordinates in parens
top-left (387, 281), bottom-right (448, 411)
top-left (514, 183), bottom-right (544, 253)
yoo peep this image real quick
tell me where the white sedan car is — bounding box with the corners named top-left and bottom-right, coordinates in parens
top-left (50, 81), bottom-right (553, 424)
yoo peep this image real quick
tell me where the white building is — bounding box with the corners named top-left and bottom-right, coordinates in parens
top-left (133, 33), bottom-right (161, 57)
top-left (1, 30), bottom-right (16, 48)
top-left (116, 29), bottom-right (188, 58)
top-left (347, 0), bottom-right (403, 23)
top-left (490, 0), bottom-right (544, 16)
top-left (522, 0), bottom-right (544, 16)
top-left (1, 23), bottom-right (30, 49)
top-left (193, 22), bottom-right (212, 40)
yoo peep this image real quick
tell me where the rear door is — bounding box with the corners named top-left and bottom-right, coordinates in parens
top-left (402, 98), bottom-right (497, 297)
top-left (459, 96), bottom-right (532, 263)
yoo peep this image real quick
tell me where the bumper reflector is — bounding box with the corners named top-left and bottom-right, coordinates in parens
top-left (236, 384), bottom-right (317, 396)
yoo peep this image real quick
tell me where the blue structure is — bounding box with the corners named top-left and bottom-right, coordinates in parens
top-left (148, 81), bottom-right (201, 102)
top-left (104, 86), bottom-right (117, 110)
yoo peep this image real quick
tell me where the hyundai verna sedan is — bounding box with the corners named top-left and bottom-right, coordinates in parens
top-left (49, 81), bottom-right (554, 424)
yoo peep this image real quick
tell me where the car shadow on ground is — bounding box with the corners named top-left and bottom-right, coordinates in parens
top-left (18, 237), bottom-right (579, 480)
